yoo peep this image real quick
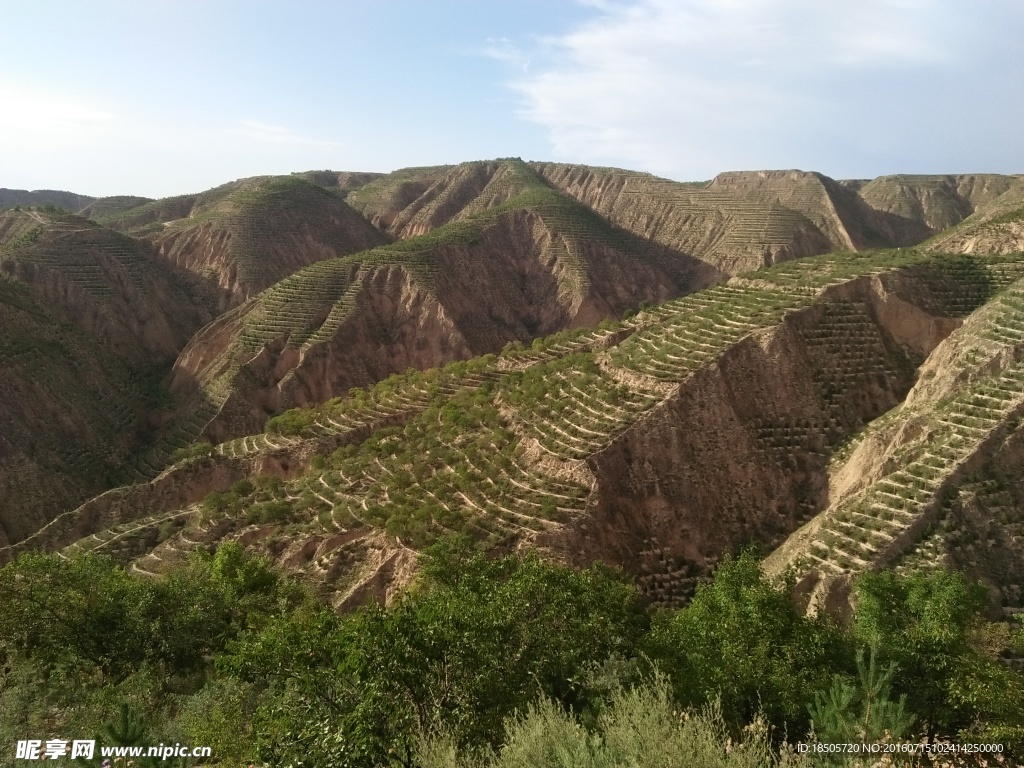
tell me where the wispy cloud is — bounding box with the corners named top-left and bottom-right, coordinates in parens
top-left (234, 120), bottom-right (341, 148)
top-left (481, 37), bottom-right (531, 72)
top-left (500, 0), bottom-right (992, 177)
top-left (0, 80), bottom-right (115, 150)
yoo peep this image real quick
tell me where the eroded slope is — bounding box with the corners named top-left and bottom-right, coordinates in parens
top-left (103, 176), bottom-right (389, 307)
top-left (926, 177), bottom-right (1024, 256)
top-left (163, 160), bottom-right (718, 445)
top-left (766, 268), bottom-right (1024, 615)
top-left (0, 277), bottom-right (169, 547)
top-left (23, 249), bottom-right (1024, 613)
top-left (535, 165), bottom-right (1020, 272)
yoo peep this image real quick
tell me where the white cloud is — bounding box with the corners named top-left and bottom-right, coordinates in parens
top-left (481, 38), bottom-right (531, 72)
top-left (0, 81), bottom-right (116, 150)
top-left (234, 120), bottom-right (341, 148)
top-left (507, 0), bottom-right (977, 177)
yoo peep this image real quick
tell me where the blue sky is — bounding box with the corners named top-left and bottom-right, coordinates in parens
top-left (1, 0), bottom-right (1021, 198)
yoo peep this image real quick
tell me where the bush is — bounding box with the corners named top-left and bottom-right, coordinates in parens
top-left (265, 407), bottom-right (315, 436)
top-left (644, 552), bottom-right (849, 733)
top-left (226, 538), bottom-right (650, 767)
top-left (416, 678), bottom-right (807, 768)
top-left (853, 569), bottom-right (1024, 743)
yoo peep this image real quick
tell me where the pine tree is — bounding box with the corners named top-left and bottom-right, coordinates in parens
top-left (809, 645), bottom-right (916, 744)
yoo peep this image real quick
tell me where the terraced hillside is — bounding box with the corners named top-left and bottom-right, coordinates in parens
top-left (0, 209), bottom-right (221, 547)
top-left (163, 159), bottom-right (719, 445)
top-left (0, 275), bottom-right (169, 548)
top-left (23, 247), bottom-right (1024, 616)
top-left (852, 174), bottom-right (1017, 233)
top-left (77, 195), bottom-right (153, 220)
top-left (926, 176), bottom-right (1024, 256)
top-left (101, 175), bottom-right (389, 307)
top-left (534, 164), bottom-right (1020, 272)
top-left (766, 267), bottom-right (1024, 616)
top-left (5, 162), bottom-right (1023, 619)
top-left (0, 209), bottom-right (214, 358)
top-left (291, 169), bottom-right (384, 194)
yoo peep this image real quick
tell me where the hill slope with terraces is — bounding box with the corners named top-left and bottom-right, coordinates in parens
top-left (160, 159), bottom-right (719, 446)
top-left (99, 175), bottom-right (389, 308)
top-left (4, 161), bottom-right (1024, 617)
top-left (0, 210), bottom-right (223, 547)
top-left (16, 245), bottom-right (1024, 619)
top-left (534, 165), bottom-right (1019, 271)
top-left (0, 209), bottom-right (218, 547)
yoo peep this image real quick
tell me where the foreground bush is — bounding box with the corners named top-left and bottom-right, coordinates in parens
top-left (1, 538), bottom-right (1021, 766)
top-left (226, 537), bottom-right (650, 766)
top-left (416, 677), bottom-right (809, 768)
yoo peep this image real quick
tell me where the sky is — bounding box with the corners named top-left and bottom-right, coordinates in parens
top-left (1, 0), bottom-right (1022, 198)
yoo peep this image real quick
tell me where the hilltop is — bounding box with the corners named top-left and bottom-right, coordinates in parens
top-left (99, 175), bottom-right (389, 307)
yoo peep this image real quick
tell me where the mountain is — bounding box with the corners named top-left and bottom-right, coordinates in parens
top-left (164, 159), bottom-right (719, 444)
top-left (0, 208), bottom-right (214, 358)
top-left (534, 165), bottom-right (1015, 268)
top-left (100, 175), bottom-right (390, 308)
top-left (0, 274), bottom-right (165, 547)
top-left (0, 207), bottom-right (224, 543)
top-left (10, 245), bottom-right (1023, 620)
top-left (925, 176), bottom-right (1024, 256)
top-left (0, 187), bottom-right (96, 212)
top-left (3, 160), bottom-right (1024, 624)
top-left (78, 195), bottom-right (154, 220)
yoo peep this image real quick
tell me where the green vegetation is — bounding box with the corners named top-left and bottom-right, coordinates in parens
top-left (808, 646), bottom-right (916, 747)
top-left (260, 356), bottom-right (498, 442)
top-left (169, 441), bottom-right (214, 464)
top-left (501, 352), bottom-right (660, 458)
top-left (611, 282), bottom-right (814, 380)
top-left (798, 277), bottom-right (1024, 578)
top-left (416, 682), bottom-right (803, 768)
top-left (0, 544), bottom-right (309, 761)
top-left (2, 543), bottom-right (1021, 766)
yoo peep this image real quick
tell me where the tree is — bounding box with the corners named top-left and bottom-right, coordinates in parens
top-left (808, 645), bottom-right (915, 746)
top-left (852, 568), bottom-right (1024, 746)
top-left (227, 537), bottom-right (650, 767)
top-left (644, 551), bottom-right (849, 734)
